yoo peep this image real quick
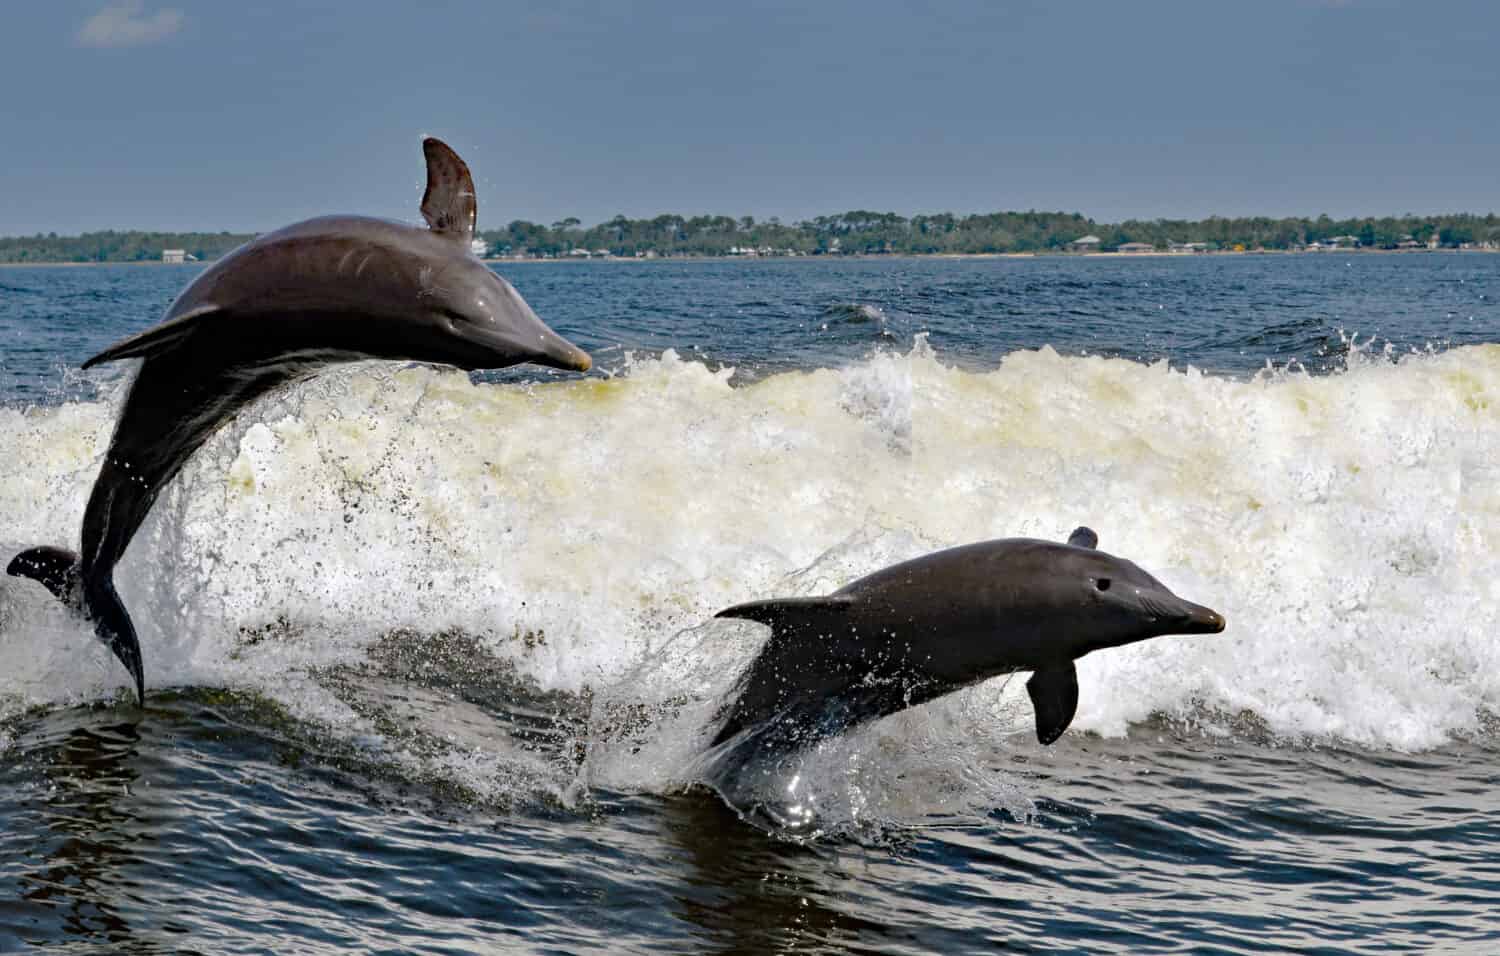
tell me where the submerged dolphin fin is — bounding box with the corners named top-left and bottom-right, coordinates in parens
top-left (1067, 526), bottom-right (1099, 549)
top-left (7, 546), bottom-right (84, 611)
top-left (83, 303), bottom-right (222, 368)
top-left (1026, 661), bottom-right (1079, 745)
top-left (420, 137), bottom-right (477, 242)
top-left (711, 595), bottom-right (856, 748)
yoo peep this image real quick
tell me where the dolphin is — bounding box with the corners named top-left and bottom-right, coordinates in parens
top-left (710, 527), bottom-right (1225, 763)
top-left (7, 137), bottom-right (592, 705)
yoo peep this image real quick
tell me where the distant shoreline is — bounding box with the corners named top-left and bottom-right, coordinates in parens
top-left (3, 247), bottom-right (1496, 268)
top-left (6, 210), bottom-right (1498, 265)
top-left (0, 259), bottom-right (200, 268)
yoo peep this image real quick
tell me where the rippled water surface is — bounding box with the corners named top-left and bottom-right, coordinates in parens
top-left (1, 253), bottom-right (1498, 952)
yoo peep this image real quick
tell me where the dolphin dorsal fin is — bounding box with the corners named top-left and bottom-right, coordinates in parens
top-left (1026, 661), bottom-right (1079, 745)
top-left (714, 595), bottom-right (852, 634)
top-left (1067, 526), bottom-right (1099, 549)
top-left (420, 137), bottom-right (477, 242)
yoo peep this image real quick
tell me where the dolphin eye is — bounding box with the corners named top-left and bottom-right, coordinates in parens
top-left (439, 308), bottom-right (470, 332)
top-left (1095, 578), bottom-right (1112, 592)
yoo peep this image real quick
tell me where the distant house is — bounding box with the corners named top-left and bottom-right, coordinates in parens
top-left (1169, 241), bottom-right (1208, 254)
top-left (161, 248), bottom-right (196, 264)
top-left (1068, 235), bottom-right (1102, 252)
top-left (1117, 242), bottom-right (1155, 254)
top-left (1427, 232), bottom-right (1440, 250)
top-left (470, 238), bottom-right (490, 258)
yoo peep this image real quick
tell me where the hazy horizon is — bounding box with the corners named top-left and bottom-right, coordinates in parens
top-left (6, 206), bottom-right (1500, 243)
top-left (2, 1), bottom-right (1497, 235)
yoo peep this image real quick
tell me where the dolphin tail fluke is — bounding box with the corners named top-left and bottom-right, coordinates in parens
top-left (7, 550), bottom-right (146, 706)
top-left (85, 577), bottom-right (146, 707)
top-left (1026, 661), bottom-right (1079, 745)
top-left (7, 546), bottom-right (84, 611)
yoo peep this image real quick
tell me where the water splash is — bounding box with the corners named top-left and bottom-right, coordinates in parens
top-left (2, 340), bottom-right (1497, 828)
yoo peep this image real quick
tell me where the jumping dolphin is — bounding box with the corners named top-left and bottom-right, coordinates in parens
top-left (711, 527), bottom-right (1224, 762)
top-left (7, 137), bottom-right (592, 705)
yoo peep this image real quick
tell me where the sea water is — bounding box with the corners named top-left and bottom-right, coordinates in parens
top-left (0, 253), bottom-right (1496, 952)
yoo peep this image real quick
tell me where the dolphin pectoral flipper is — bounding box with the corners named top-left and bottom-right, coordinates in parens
top-left (1026, 661), bottom-right (1079, 745)
top-left (7, 546), bottom-right (84, 611)
top-left (82, 304), bottom-right (222, 369)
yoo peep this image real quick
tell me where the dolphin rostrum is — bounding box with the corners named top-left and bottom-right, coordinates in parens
top-left (7, 137), bottom-right (592, 705)
top-left (711, 527), bottom-right (1225, 763)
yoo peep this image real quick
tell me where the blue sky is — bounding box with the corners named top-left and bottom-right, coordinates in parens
top-left (2, 1), bottom-right (1497, 234)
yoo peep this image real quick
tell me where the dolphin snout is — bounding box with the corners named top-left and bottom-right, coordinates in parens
top-left (532, 335), bottom-right (593, 373)
top-left (1139, 592), bottom-right (1226, 635)
top-left (1179, 602), bottom-right (1226, 634)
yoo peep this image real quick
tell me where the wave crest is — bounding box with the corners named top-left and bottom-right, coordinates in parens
top-left (2, 342), bottom-right (1497, 817)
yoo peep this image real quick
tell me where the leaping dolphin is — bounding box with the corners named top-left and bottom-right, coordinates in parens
top-left (711, 527), bottom-right (1225, 764)
top-left (7, 137), bottom-right (592, 705)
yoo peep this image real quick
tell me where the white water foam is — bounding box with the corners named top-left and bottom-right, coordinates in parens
top-left (1, 340), bottom-right (1497, 822)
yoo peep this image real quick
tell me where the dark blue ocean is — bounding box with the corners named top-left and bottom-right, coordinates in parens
top-left (1, 253), bottom-right (1498, 952)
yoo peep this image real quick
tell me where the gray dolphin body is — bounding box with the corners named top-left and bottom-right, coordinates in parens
top-left (711, 527), bottom-right (1225, 762)
top-left (7, 138), bottom-right (592, 704)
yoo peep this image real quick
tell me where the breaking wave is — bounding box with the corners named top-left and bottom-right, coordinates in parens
top-left (1, 338), bottom-right (1496, 828)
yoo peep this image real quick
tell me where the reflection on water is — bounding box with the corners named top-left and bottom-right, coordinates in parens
top-left (655, 793), bottom-right (891, 954)
top-left (4, 701), bottom-right (1497, 953)
top-left (3, 712), bottom-right (153, 950)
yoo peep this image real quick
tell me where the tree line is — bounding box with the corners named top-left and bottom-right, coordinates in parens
top-left (3, 212), bottom-right (1498, 263)
top-left (0, 230), bottom-right (253, 264)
